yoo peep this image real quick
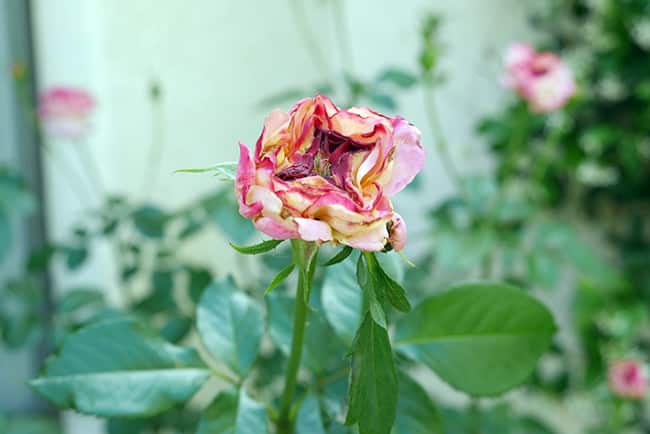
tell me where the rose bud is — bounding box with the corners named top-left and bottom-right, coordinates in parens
top-left (503, 43), bottom-right (576, 113)
top-left (236, 94), bottom-right (424, 251)
top-left (38, 86), bottom-right (96, 140)
top-left (608, 359), bottom-right (648, 400)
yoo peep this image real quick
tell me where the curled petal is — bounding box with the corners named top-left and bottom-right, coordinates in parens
top-left (295, 218), bottom-right (332, 242)
top-left (247, 186), bottom-right (283, 216)
top-left (338, 220), bottom-right (389, 252)
top-left (254, 216), bottom-right (298, 240)
top-left (383, 120), bottom-right (425, 196)
top-left (236, 143), bottom-right (263, 218)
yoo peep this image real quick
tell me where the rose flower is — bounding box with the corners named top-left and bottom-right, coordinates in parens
top-left (236, 94), bottom-right (424, 252)
top-left (503, 43), bottom-right (576, 113)
top-left (38, 86), bottom-right (96, 140)
top-left (608, 359), bottom-right (648, 400)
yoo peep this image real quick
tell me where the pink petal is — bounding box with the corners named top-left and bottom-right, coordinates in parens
top-left (247, 186), bottom-right (283, 216)
top-left (338, 221), bottom-right (389, 252)
top-left (505, 43), bottom-right (535, 69)
top-left (236, 143), bottom-right (263, 218)
top-left (254, 216), bottom-right (298, 240)
top-left (294, 218), bottom-right (332, 242)
top-left (383, 120), bottom-right (425, 196)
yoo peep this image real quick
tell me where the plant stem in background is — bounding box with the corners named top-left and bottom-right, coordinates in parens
top-left (423, 83), bottom-right (463, 190)
top-left (331, 0), bottom-right (355, 74)
top-left (278, 239), bottom-right (318, 433)
top-left (73, 139), bottom-right (107, 197)
top-left (469, 398), bottom-right (481, 434)
top-left (288, 0), bottom-right (332, 83)
top-left (610, 399), bottom-right (625, 432)
top-left (142, 80), bottom-right (165, 199)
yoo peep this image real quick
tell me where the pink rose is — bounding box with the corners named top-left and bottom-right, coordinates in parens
top-left (608, 360), bottom-right (647, 400)
top-left (236, 94), bottom-right (424, 252)
top-left (38, 86), bottom-right (96, 140)
top-left (503, 43), bottom-right (576, 113)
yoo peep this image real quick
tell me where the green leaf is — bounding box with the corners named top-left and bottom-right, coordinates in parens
top-left (57, 288), bottom-right (105, 314)
top-left (229, 239), bottom-right (284, 255)
top-left (132, 205), bottom-right (167, 238)
top-left (175, 161), bottom-right (238, 181)
top-left (152, 269), bottom-right (175, 291)
top-left (296, 394), bottom-right (326, 434)
top-left (0, 416), bottom-right (61, 434)
top-left (0, 167), bottom-right (36, 215)
top-left (30, 318), bottom-right (210, 417)
top-left (265, 263), bottom-right (295, 295)
top-left (160, 315), bottom-right (193, 343)
top-left (344, 313), bottom-right (398, 434)
top-left (367, 90), bottom-right (397, 111)
top-left (323, 246), bottom-right (353, 266)
top-left (197, 389), bottom-right (268, 434)
top-left (197, 278), bottom-right (264, 375)
top-left (376, 67), bottom-right (418, 88)
top-left (394, 372), bottom-right (442, 434)
top-left (321, 258), bottom-right (362, 346)
top-left (0, 209), bottom-right (12, 264)
top-left (187, 266), bottom-right (213, 304)
top-left (369, 253), bottom-right (411, 312)
top-left (395, 282), bottom-right (557, 396)
top-left (0, 278), bottom-right (42, 348)
top-left (526, 252), bottom-right (560, 289)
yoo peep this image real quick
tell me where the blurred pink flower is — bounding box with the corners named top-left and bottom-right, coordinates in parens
top-left (503, 43), bottom-right (576, 113)
top-left (608, 360), bottom-right (647, 400)
top-left (236, 94), bottom-right (424, 251)
top-left (38, 86), bottom-right (96, 140)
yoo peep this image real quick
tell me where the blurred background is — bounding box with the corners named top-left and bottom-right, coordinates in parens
top-left (2, 0), bottom-right (650, 433)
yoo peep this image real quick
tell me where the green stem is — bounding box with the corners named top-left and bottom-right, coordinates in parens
top-left (278, 239), bottom-right (317, 433)
top-left (72, 138), bottom-right (107, 197)
top-left (142, 81), bottom-right (165, 200)
top-left (331, 0), bottom-right (354, 74)
top-left (422, 83), bottom-right (462, 190)
top-left (288, 0), bottom-right (331, 82)
top-left (469, 398), bottom-right (481, 434)
top-left (611, 398), bottom-right (625, 432)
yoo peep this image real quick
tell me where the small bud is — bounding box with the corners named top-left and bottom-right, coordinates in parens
top-left (10, 62), bottom-right (27, 81)
top-left (149, 80), bottom-right (162, 101)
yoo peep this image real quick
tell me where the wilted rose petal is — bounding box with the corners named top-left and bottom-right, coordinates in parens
top-left (608, 360), bottom-right (648, 400)
top-left (503, 43), bottom-right (576, 113)
top-left (38, 86), bottom-right (95, 140)
top-left (235, 94), bottom-right (424, 251)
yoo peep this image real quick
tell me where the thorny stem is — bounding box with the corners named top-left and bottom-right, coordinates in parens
top-left (278, 239), bottom-right (318, 433)
top-left (422, 83), bottom-right (463, 190)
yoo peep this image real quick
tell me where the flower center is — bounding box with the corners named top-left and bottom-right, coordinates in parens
top-left (276, 128), bottom-right (368, 183)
